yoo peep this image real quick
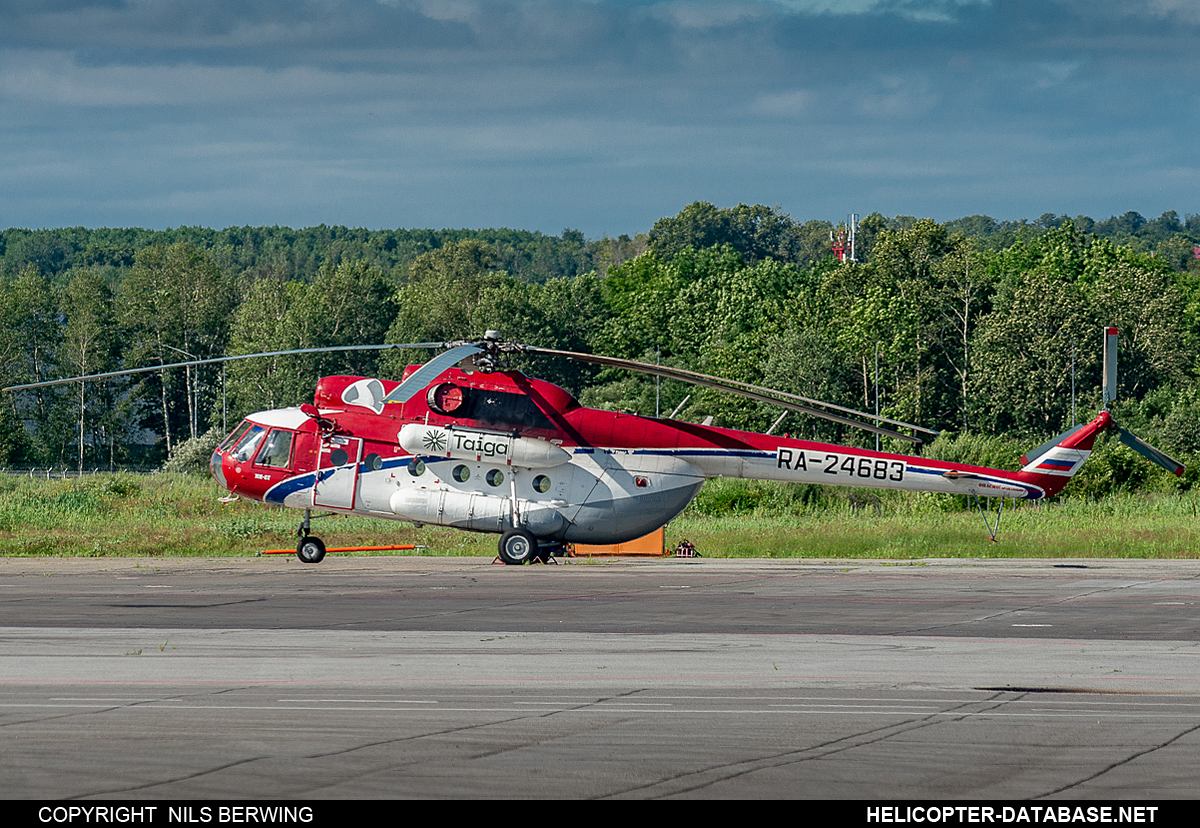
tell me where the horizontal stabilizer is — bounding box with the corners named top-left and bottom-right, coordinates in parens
top-left (1116, 427), bottom-right (1185, 477)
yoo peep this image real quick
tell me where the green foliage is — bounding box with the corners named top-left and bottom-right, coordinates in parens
top-left (686, 478), bottom-right (832, 517)
top-left (227, 259), bottom-right (394, 415)
top-left (0, 474), bottom-right (145, 532)
top-left (968, 224), bottom-right (1192, 437)
top-left (60, 269), bottom-right (122, 471)
top-left (161, 427), bottom-right (225, 475)
top-left (923, 431), bottom-right (1023, 471)
top-left (120, 242), bottom-right (236, 453)
top-left (648, 202), bottom-right (826, 266)
top-left (0, 266), bottom-right (62, 463)
top-left (225, 277), bottom-right (309, 414)
top-left (384, 239), bottom-right (511, 355)
top-left (1, 210), bottom-right (1199, 504)
top-left (1158, 389), bottom-right (1200, 455)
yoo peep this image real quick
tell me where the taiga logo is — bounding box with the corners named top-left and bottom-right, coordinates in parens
top-left (420, 429), bottom-right (447, 452)
top-left (454, 432), bottom-right (508, 457)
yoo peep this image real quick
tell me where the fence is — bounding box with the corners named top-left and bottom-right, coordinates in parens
top-left (0, 466), bottom-right (160, 479)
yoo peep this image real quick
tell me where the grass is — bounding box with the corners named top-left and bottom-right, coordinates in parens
top-left (0, 472), bottom-right (1197, 559)
top-left (669, 480), bottom-right (1200, 559)
top-left (0, 473), bottom-right (495, 558)
top-left (668, 504), bottom-right (1200, 559)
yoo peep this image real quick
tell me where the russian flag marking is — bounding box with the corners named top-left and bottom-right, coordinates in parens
top-left (1037, 458), bottom-right (1075, 471)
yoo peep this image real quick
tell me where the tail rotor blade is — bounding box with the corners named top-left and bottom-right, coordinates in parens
top-left (1102, 326), bottom-right (1119, 409)
top-left (1116, 426), bottom-right (1185, 477)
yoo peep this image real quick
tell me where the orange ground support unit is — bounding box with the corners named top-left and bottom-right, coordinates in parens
top-left (572, 527), bottom-right (665, 558)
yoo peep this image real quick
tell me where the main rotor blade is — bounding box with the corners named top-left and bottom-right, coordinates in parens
top-left (517, 345), bottom-right (933, 443)
top-left (383, 343), bottom-right (484, 404)
top-left (1116, 426), bottom-right (1185, 477)
top-left (1, 342), bottom-right (448, 393)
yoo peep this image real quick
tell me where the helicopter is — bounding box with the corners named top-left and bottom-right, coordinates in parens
top-left (203, 327), bottom-right (1181, 564)
top-left (5, 328), bottom-right (1183, 564)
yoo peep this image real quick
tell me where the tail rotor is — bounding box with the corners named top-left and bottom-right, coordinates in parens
top-left (1016, 327), bottom-right (1184, 498)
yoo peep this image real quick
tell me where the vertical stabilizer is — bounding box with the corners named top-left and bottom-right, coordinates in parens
top-left (1016, 411), bottom-right (1113, 497)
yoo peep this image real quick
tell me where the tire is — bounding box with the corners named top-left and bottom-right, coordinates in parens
top-left (297, 536), bottom-right (326, 564)
top-left (498, 530), bottom-right (538, 565)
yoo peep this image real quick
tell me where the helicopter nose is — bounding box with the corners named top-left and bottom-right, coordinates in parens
top-left (210, 449), bottom-right (228, 489)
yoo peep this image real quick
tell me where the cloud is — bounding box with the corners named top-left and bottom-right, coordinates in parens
top-left (0, 0), bottom-right (1196, 233)
top-left (752, 89), bottom-right (815, 117)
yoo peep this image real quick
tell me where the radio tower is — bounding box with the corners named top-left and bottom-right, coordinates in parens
top-left (830, 214), bottom-right (859, 262)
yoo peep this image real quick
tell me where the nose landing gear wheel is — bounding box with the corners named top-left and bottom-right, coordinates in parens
top-left (297, 536), bottom-right (326, 564)
top-left (498, 529), bottom-right (538, 565)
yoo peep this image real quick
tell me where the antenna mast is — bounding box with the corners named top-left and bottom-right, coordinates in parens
top-left (831, 213), bottom-right (859, 262)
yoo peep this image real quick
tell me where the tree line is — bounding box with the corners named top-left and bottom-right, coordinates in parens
top-left (2, 204), bottom-right (1199, 496)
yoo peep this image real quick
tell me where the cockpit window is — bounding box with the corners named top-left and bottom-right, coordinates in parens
top-left (256, 430), bottom-right (293, 468)
top-left (231, 425), bottom-right (265, 463)
top-left (219, 421), bottom-right (254, 453)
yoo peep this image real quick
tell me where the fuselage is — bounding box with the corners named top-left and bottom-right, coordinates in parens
top-left (211, 367), bottom-right (1102, 544)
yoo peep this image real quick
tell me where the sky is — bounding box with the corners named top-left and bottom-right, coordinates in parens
top-left (1, 0), bottom-right (1197, 237)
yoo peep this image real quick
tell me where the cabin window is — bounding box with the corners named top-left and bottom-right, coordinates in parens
top-left (257, 430), bottom-right (294, 468)
top-left (533, 474), bottom-right (551, 494)
top-left (486, 469), bottom-right (504, 487)
top-left (452, 465), bottom-right (471, 483)
top-left (231, 425), bottom-right (265, 463)
top-left (407, 458), bottom-right (425, 477)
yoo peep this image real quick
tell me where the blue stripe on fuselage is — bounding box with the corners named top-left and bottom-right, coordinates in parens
top-left (264, 472), bottom-right (316, 504)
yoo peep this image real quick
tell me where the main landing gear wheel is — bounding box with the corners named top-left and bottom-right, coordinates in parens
top-left (498, 529), bottom-right (538, 565)
top-left (297, 536), bottom-right (326, 564)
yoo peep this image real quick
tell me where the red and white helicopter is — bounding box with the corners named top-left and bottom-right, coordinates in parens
top-left (7, 327), bottom-right (1182, 564)
top-left (202, 327), bottom-right (1181, 564)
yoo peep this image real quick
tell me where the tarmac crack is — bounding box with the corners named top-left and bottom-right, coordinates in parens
top-left (104, 597), bottom-right (269, 610)
top-left (1034, 718), bottom-right (1200, 798)
top-left (601, 693), bottom-right (1002, 799)
top-left (467, 688), bottom-right (648, 760)
top-left (67, 755), bottom-right (268, 799)
top-left (303, 712), bottom-right (539, 760)
top-left (302, 688), bottom-right (648, 766)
